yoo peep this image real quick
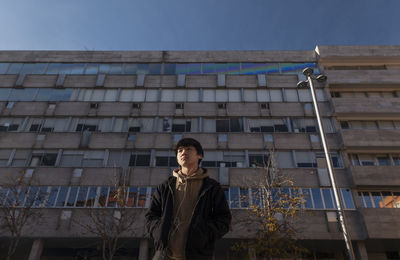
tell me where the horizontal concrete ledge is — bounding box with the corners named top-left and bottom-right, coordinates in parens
top-left (0, 50), bottom-right (316, 63)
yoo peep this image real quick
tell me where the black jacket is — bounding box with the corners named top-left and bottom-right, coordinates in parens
top-left (145, 175), bottom-right (232, 259)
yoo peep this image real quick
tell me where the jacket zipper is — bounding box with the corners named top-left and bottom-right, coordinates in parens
top-left (184, 182), bottom-right (213, 260)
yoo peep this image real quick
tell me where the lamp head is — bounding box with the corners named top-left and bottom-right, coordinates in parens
top-left (316, 74), bottom-right (328, 82)
top-left (302, 67), bottom-right (314, 77)
top-left (297, 81), bottom-right (309, 88)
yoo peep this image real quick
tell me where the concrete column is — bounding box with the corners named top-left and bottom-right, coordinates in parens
top-left (28, 239), bottom-right (44, 260)
top-left (138, 239), bottom-right (149, 260)
top-left (355, 241), bottom-right (369, 260)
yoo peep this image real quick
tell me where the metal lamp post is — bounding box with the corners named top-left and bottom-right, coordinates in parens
top-left (297, 67), bottom-right (356, 260)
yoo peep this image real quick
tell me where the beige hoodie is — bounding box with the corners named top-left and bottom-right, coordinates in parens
top-left (167, 168), bottom-right (210, 260)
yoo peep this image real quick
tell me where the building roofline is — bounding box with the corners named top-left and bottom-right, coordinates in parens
top-left (0, 50), bottom-right (316, 63)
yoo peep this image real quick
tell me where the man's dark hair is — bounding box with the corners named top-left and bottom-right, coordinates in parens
top-left (174, 138), bottom-right (204, 164)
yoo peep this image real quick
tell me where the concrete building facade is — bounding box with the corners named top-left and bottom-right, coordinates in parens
top-left (0, 46), bottom-right (399, 259)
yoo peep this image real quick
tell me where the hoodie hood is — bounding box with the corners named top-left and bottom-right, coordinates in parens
top-left (173, 168), bottom-right (209, 190)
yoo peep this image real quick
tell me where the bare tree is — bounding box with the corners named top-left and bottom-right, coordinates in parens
top-left (232, 151), bottom-right (309, 260)
top-left (0, 172), bottom-right (44, 260)
top-left (75, 168), bottom-right (141, 260)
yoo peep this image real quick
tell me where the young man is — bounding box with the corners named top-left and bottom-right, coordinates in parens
top-left (146, 138), bottom-right (232, 260)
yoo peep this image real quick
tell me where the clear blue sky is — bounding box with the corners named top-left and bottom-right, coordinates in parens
top-left (0, 0), bottom-right (399, 51)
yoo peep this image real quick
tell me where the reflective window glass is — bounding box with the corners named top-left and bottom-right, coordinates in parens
top-left (124, 64), bottom-right (138, 74)
top-left (0, 88), bottom-right (11, 101)
top-left (25, 186), bottom-right (39, 207)
top-left (138, 187), bottom-right (147, 207)
top-left (75, 187), bottom-right (89, 207)
top-left (127, 187), bottom-right (138, 207)
top-left (371, 192), bottom-right (383, 208)
top-left (98, 187), bottom-right (109, 207)
top-left (302, 188), bottom-right (313, 209)
top-left (0, 63), bottom-right (9, 74)
top-left (341, 189), bottom-right (355, 209)
top-left (9, 88), bottom-right (37, 101)
top-left (251, 188), bottom-right (262, 207)
top-left (377, 156), bottom-right (391, 166)
top-left (85, 64), bottom-right (99, 74)
top-left (46, 187), bottom-right (59, 207)
top-left (21, 63), bottom-right (47, 74)
top-left (163, 64), bottom-right (176, 75)
top-left (322, 189), bottom-right (334, 209)
top-left (110, 64), bottom-right (123, 74)
top-left (7, 63), bottom-right (23, 74)
top-left (240, 188), bottom-right (249, 208)
top-left (35, 187), bottom-right (49, 207)
top-left (55, 187), bottom-right (69, 207)
top-left (362, 192), bottom-right (373, 208)
top-left (311, 188), bottom-right (323, 209)
top-left (66, 187), bottom-right (78, 206)
top-left (230, 187), bottom-right (239, 208)
top-left (86, 187), bottom-right (97, 207)
top-left (107, 187), bottom-right (117, 207)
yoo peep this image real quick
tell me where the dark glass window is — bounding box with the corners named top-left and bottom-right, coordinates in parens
top-left (29, 124), bottom-right (42, 132)
top-left (66, 187), bottom-right (78, 207)
top-left (216, 120), bottom-right (229, 132)
top-left (128, 127), bottom-right (140, 132)
top-left (76, 124), bottom-right (97, 132)
top-left (76, 187), bottom-right (89, 207)
top-left (274, 124), bottom-right (288, 132)
top-left (86, 187), bottom-right (97, 207)
top-left (46, 187), bottom-right (59, 207)
top-left (40, 154), bottom-right (58, 166)
top-left (377, 156), bottom-right (391, 166)
top-left (55, 187), bottom-right (69, 207)
top-left (340, 121), bottom-right (350, 129)
top-left (129, 154), bottom-right (151, 166)
top-left (249, 155), bottom-right (268, 167)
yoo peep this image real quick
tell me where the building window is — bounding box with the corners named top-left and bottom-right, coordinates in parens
top-left (30, 153), bottom-right (58, 167)
top-left (129, 151), bottom-right (151, 166)
top-left (155, 151), bottom-right (178, 167)
top-left (216, 118), bottom-right (242, 132)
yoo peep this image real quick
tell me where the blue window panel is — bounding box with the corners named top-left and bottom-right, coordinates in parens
top-left (36, 88), bottom-right (54, 101)
top-left (21, 63), bottom-right (47, 74)
top-left (281, 62), bottom-right (316, 74)
top-left (50, 89), bottom-right (73, 101)
top-left (86, 187), bottom-right (97, 207)
top-left (322, 189), bottom-right (334, 209)
top-left (302, 188), bottom-right (313, 209)
top-left (341, 189), bottom-right (355, 209)
top-left (25, 186), bottom-right (38, 207)
top-left (175, 64), bottom-right (188, 74)
top-left (0, 88), bottom-right (11, 101)
top-left (186, 64), bottom-right (201, 75)
top-left (124, 64), bottom-right (139, 74)
top-left (223, 189), bottom-right (229, 202)
top-left (138, 187), bottom-right (147, 207)
top-left (0, 187), bottom-right (8, 205)
top-left (0, 63), bottom-right (10, 74)
top-left (230, 187), bottom-right (240, 209)
top-left (99, 64), bottom-right (111, 74)
top-left (16, 187), bottom-right (28, 206)
top-left (371, 192), bottom-right (383, 208)
top-left (137, 64), bottom-right (150, 74)
top-left (127, 187), bottom-right (138, 207)
top-left (35, 186), bottom-right (49, 207)
top-left (149, 64), bottom-right (162, 74)
top-left (240, 188), bottom-right (249, 208)
top-left (85, 64), bottom-right (99, 74)
top-left (7, 63), bottom-right (23, 74)
top-left (46, 63), bottom-right (62, 74)
top-left (66, 187), bottom-right (78, 207)
top-left (251, 188), bottom-right (262, 208)
top-left (56, 63), bottom-right (85, 74)
top-left (362, 192), bottom-right (373, 208)
top-left (109, 64), bottom-right (123, 74)
top-left (311, 188), bottom-right (324, 209)
top-left (55, 187), bottom-right (69, 207)
top-left (107, 187), bottom-right (117, 207)
top-left (76, 186), bottom-right (88, 207)
top-left (98, 187), bottom-right (109, 207)
top-left (202, 63), bottom-right (216, 74)
top-left (163, 64), bottom-right (176, 75)
top-left (46, 186), bottom-right (59, 207)
top-left (241, 63), bottom-right (279, 75)
top-left (9, 88), bottom-right (37, 101)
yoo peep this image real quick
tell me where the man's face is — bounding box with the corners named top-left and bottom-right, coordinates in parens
top-left (176, 145), bottom-right (203, 169)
